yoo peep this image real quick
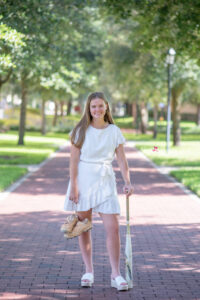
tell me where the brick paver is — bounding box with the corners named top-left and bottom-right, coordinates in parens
top-left (0, 144), bottom-right (200, 300)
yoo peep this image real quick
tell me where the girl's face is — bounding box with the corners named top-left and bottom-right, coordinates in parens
top-left (90, 98), bottom-right (107, 121)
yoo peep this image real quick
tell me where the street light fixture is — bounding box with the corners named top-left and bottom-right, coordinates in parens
top-left (166, 48), bottom-right (176, 152)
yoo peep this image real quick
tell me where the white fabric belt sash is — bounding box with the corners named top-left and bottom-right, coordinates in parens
top-left (79, 160), bottom-right (114, 187)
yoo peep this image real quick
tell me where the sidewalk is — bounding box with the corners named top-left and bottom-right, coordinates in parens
top-left (0, 144), bottom-right (200, 300)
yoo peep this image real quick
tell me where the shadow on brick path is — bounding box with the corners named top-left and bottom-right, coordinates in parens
top-left (0, 146), bottom-right (200, 300)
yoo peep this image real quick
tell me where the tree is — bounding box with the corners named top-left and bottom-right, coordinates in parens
top-left (1, 1), bottom-right (69, 143)
top-left (101, 1), bottom-right (200, 142)
top-left (102, 0), bottom-right (200, 62)
top-left (0, 23), bottom-right (25, 94)
top-left (182, 79), bottom-right (200, 127)
top-left (170, 59), bottom-right (200, 145)
top-left (100, 21), bottom-right (166, 134)
top-left (1, 1), bottom-right (106, 144)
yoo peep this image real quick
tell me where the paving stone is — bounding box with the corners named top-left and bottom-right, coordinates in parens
top-left (0, 146), bottom-right (200, 299)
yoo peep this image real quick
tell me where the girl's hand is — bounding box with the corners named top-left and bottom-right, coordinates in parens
top-left (69, 184), bottom-right (79, 204)
top-left (123, 183), bottom-right (134, 197)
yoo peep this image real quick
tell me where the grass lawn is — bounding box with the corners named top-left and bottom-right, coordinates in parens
top-left (0, 131), bottom-right (68, 165)
top-left (0, 166), bottom-right (27, 192)
top-left (114, 116), bottom-right (134, 128)
top-left (122, 121), bottom-right (200, 167)
top-left (0, 131), bottom-right (68, 191)
top-left (126, 121), bottom-right (200, 198)
top-left (1, 120), bottom-right (200, 197)
top-left (170, 168), bottom-right (200, 197)
top-left (135, 140), bottom-right (200, 167)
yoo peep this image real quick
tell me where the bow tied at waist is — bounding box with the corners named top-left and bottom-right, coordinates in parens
top-left (99, 163), bottom-right (115, 189)
top-left (79, 160), bottom-right (115, 197)
top-left (100, 163), bottom-right (113, 180)
top-left (79, 160), bottom-right (114, 185)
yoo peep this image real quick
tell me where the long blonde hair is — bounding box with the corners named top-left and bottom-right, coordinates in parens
top-left (71, 92), bottom-right (114, 148)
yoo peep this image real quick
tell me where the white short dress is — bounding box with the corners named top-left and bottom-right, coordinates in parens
top-left (63, 124), bottom-right (126, 215)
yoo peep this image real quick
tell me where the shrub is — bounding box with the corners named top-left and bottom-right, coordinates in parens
top-left (0, 120), bottom-right (5, 132)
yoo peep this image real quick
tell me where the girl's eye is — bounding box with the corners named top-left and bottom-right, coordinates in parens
top-left (91, 104), bottom-right (104, 108)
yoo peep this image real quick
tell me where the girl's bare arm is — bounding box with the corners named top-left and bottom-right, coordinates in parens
top-left (115, 144), bottom-right (134, 196)
top-left (69, 144), bottom-right (80, 203)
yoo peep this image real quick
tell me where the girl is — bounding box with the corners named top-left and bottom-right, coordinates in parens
top-left (63, 92), bottom-right (134, 291)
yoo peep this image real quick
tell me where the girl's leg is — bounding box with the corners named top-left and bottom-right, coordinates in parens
top-left (77, 209), bottom-right (93, 277)
top-left (98, 213), bottom-right (122, 279)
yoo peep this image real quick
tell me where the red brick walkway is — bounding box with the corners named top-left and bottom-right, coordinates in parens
top-left (0, 145), bottom-right (200, 300)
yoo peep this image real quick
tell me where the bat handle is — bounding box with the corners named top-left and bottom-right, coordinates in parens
top-left (126, 195), bottom-right (130, 222)
top-left (126, 195), bottom-right (130, 234)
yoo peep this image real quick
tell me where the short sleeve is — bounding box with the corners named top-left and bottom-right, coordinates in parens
top-left (115, 126), bottom-right (126, 148)
top-left (69, 127), bottom-right (80, 144)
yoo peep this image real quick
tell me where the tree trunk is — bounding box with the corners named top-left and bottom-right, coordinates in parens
top-left (171, 79), bottom-right (186, 146)
top-left (124, 102), bottom-right (131, 115)
top-left (0, 69), bottom-right (12, 111)
top-left (197, 104), bottom-right (200, 127)
top-left (18, 74), bottom-right (27, 145)
top-left (132, 102), bottom-right (137, 127)
top-left (136, 102), bottom-right (140, 133)
top-left (41, 99), bottom-right (46, 135)
top-left (67, 100), bottom-right (72, 115)
top-left (172, 90), bottom-right (181, 146)
top-left (124, 102), bottom-right (128, 115)
top-left (153, 104), bottom-right (158, 139)
top-left (0, 68), bottom-right (12, 91)
top-left (53, 101), bottom-right (58, 126)
top-left (0, 85), bottom-right (2, 107)
top-left (60, 101), bottom-right (64, 117)
top-left (111, 103), bottom-right (116, 115)
top-left (140, 102), bottom-right (148, 134)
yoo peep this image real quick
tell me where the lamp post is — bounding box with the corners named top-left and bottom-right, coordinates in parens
top-left (166, 48), bottom-right (176, 153)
